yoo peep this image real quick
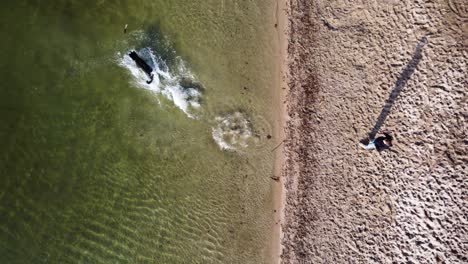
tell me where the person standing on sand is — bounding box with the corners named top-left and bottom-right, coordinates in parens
top-left (361, 131), bottom-right (393, 152)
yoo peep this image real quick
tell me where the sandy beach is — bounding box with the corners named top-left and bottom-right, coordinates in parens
top-left (278, 0), bottom-right (467, 263)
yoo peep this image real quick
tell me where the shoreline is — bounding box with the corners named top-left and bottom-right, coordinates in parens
top-left (279, 0), bottom-right (466, 263)
top-left (269, 0), bottom-right (289, 263)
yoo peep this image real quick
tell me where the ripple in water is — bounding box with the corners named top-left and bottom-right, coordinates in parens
top-left (212, 112), bottom-right (254, 151)
top-left (212, 112), bottom-right (274, 151)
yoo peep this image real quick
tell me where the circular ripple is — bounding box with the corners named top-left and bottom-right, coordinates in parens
top-left (212, 112), bottom-right (253, 151)
top-left (211, 112), bottom-right (273, 151)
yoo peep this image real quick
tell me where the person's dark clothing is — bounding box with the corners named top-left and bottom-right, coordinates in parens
top-left (373, 133), bottom-right (393, 152)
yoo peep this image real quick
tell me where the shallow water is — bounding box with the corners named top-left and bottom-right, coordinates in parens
top-left (0, 0), bottom-right (278, 263)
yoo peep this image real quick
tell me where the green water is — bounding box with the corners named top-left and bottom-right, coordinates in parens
top-left (0, 0), bottom-right (279, 263)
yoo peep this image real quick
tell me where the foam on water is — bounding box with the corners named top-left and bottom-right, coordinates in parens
top-left (118, 47), bottom-right (202, 118)
top-left (212, 112), bottom-right (253, 151)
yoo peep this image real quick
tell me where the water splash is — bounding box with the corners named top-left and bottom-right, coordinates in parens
top-left (119, 47), bottom-right (203, 118)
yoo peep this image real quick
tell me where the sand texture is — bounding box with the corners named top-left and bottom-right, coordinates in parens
top-left (281, 0), bottom-right (467, 263)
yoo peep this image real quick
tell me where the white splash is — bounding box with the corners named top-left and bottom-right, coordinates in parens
top-left (118, 47), bottom-right (202, 118)
top-left (212, 112), bottom-right (253, 151)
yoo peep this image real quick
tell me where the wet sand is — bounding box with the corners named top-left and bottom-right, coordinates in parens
top-left (279, 0), bottom-right (467, 263)
top-left (269, 0), bottom-right (289, 262)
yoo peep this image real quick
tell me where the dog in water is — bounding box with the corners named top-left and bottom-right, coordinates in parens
top-left (128, 51), bottom-right (154, 84)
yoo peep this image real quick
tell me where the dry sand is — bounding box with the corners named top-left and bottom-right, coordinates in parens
top-left (279, 0), bottom-right (467, 263)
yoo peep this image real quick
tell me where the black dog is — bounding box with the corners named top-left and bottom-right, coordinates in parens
top-left (129, 51), bottom-right (154, 84)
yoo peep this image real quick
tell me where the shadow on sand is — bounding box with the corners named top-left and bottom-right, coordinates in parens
top-left (364, 36), bottom-right (428, 142)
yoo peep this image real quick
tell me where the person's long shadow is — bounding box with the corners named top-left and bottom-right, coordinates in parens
top-left (364, 36), bottom-right (428, 142)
